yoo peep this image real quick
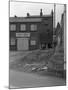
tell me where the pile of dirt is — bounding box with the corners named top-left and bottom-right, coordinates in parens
top-left (48, 46), bottom-right (64, 70)
top-left (47, 46), bottom-right (66, 78)
top-left (10, 49), bottom-right (55, 72)
top-left (22, 49), bottom-right (55, 65)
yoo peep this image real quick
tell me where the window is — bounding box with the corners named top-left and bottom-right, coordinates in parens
top-left (30, 40), bottom-right (36, 45)
top-left (30, 24), bottom-right (37, 31)
top-left (10, 24), bottom-right (16, 31)
top-left (10, 38), bottom-right (15, 45)
top-left (20, 24), bottom-right (26, 31)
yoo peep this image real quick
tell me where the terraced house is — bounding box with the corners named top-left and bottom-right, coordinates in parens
top-left (9, 9), bottom-right (53, 51)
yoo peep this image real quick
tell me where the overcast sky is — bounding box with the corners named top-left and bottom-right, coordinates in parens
top-left (10, 1), bottom-right (64, 26)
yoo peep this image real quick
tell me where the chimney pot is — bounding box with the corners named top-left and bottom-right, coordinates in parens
top-left (14, 15), bottom-right (17, 18)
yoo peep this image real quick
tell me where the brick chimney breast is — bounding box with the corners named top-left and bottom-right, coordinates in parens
top-left (40, 9), bottom-right (43, 16)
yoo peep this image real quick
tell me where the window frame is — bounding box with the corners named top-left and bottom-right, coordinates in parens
top-left (20, 24), bottom-right (26, 31)
top-left (30, 24), bottom-right (37, 31)
top-left (30, 40), bottom-right (36, 45)
top-left (10, 24), bottom-right (16, 31)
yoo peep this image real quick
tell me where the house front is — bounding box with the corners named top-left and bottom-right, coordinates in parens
top-left (9, 9), bottom-right (53, 51)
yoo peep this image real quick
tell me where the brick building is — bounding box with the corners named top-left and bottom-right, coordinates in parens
top-left (9, 9), bottom-right (53, 51)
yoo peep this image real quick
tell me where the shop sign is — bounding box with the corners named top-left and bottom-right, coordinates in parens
top-left (16, 33), bottom-right (30, 37)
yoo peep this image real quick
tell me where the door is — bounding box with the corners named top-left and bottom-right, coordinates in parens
top-left (17, 38), bottom-right (29, 50)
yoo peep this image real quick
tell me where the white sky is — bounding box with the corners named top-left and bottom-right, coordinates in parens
top-left (10, 2), bottom-right (64, 26)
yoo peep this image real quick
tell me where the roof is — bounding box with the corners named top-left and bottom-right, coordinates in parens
top-left (9, 17), bottom-right (42, 23)
top-left (9, 14), bottom-right (52, 23)
top-left (26, 15), bottom-right (52, 18)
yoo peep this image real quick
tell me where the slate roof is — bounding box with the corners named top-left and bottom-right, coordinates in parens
top-left (9, 14), bottom-right (52, 23)
top-left (9, 17), bottom-right (42, 23)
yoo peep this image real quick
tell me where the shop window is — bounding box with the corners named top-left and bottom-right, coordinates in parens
top-left (10, 38), bottom-right (16, 45)
top-left (30, 24), bottom-right (37, 31)
top-left (20, 24), bottom-right (26, 31)
top-left (30, 40), bottom-right (36, 45)
top-left (10, 24), bottom-right (16, 31)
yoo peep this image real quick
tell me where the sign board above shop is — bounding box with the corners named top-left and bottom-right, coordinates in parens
top-left (16, 33), bottom-right (30, 37)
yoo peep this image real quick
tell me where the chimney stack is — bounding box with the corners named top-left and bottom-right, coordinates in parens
top-left (27, 13), bottom-right (30, 17)
top-left (14, 15), bottom-right (17, 18)
top-left (51, 10), bottom-right (53, 16)
top-left (40, 9), bottom-right (43, 16)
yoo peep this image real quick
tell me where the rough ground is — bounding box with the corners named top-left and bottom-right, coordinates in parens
top-left (9, 48), bottom-right (65, 78)
top-left (9, 49), bottom-right (55, 72)
top-left (9, 48), bottom-right (66, 88)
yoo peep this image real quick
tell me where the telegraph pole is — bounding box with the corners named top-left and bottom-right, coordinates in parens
top-left (64, 4), bottom-right (66, 70)
top-left (54, 3), bottom-right (56, 29)
top-left (53, 3), bottom-right (56, 47)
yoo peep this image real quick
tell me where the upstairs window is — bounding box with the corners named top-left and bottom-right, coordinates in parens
top-left (10, 24), bottom-right (16, 31)
top-left (30, 24), bottom-right (37, 31)
top-left (20, 24), bottom-right (26, 31)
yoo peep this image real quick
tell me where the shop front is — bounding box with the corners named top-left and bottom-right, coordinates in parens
top-left (16, 33), bottom-right (30, 50)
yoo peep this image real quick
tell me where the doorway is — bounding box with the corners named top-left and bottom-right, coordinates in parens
top-left (17, 38), bottom-right (29, 50)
